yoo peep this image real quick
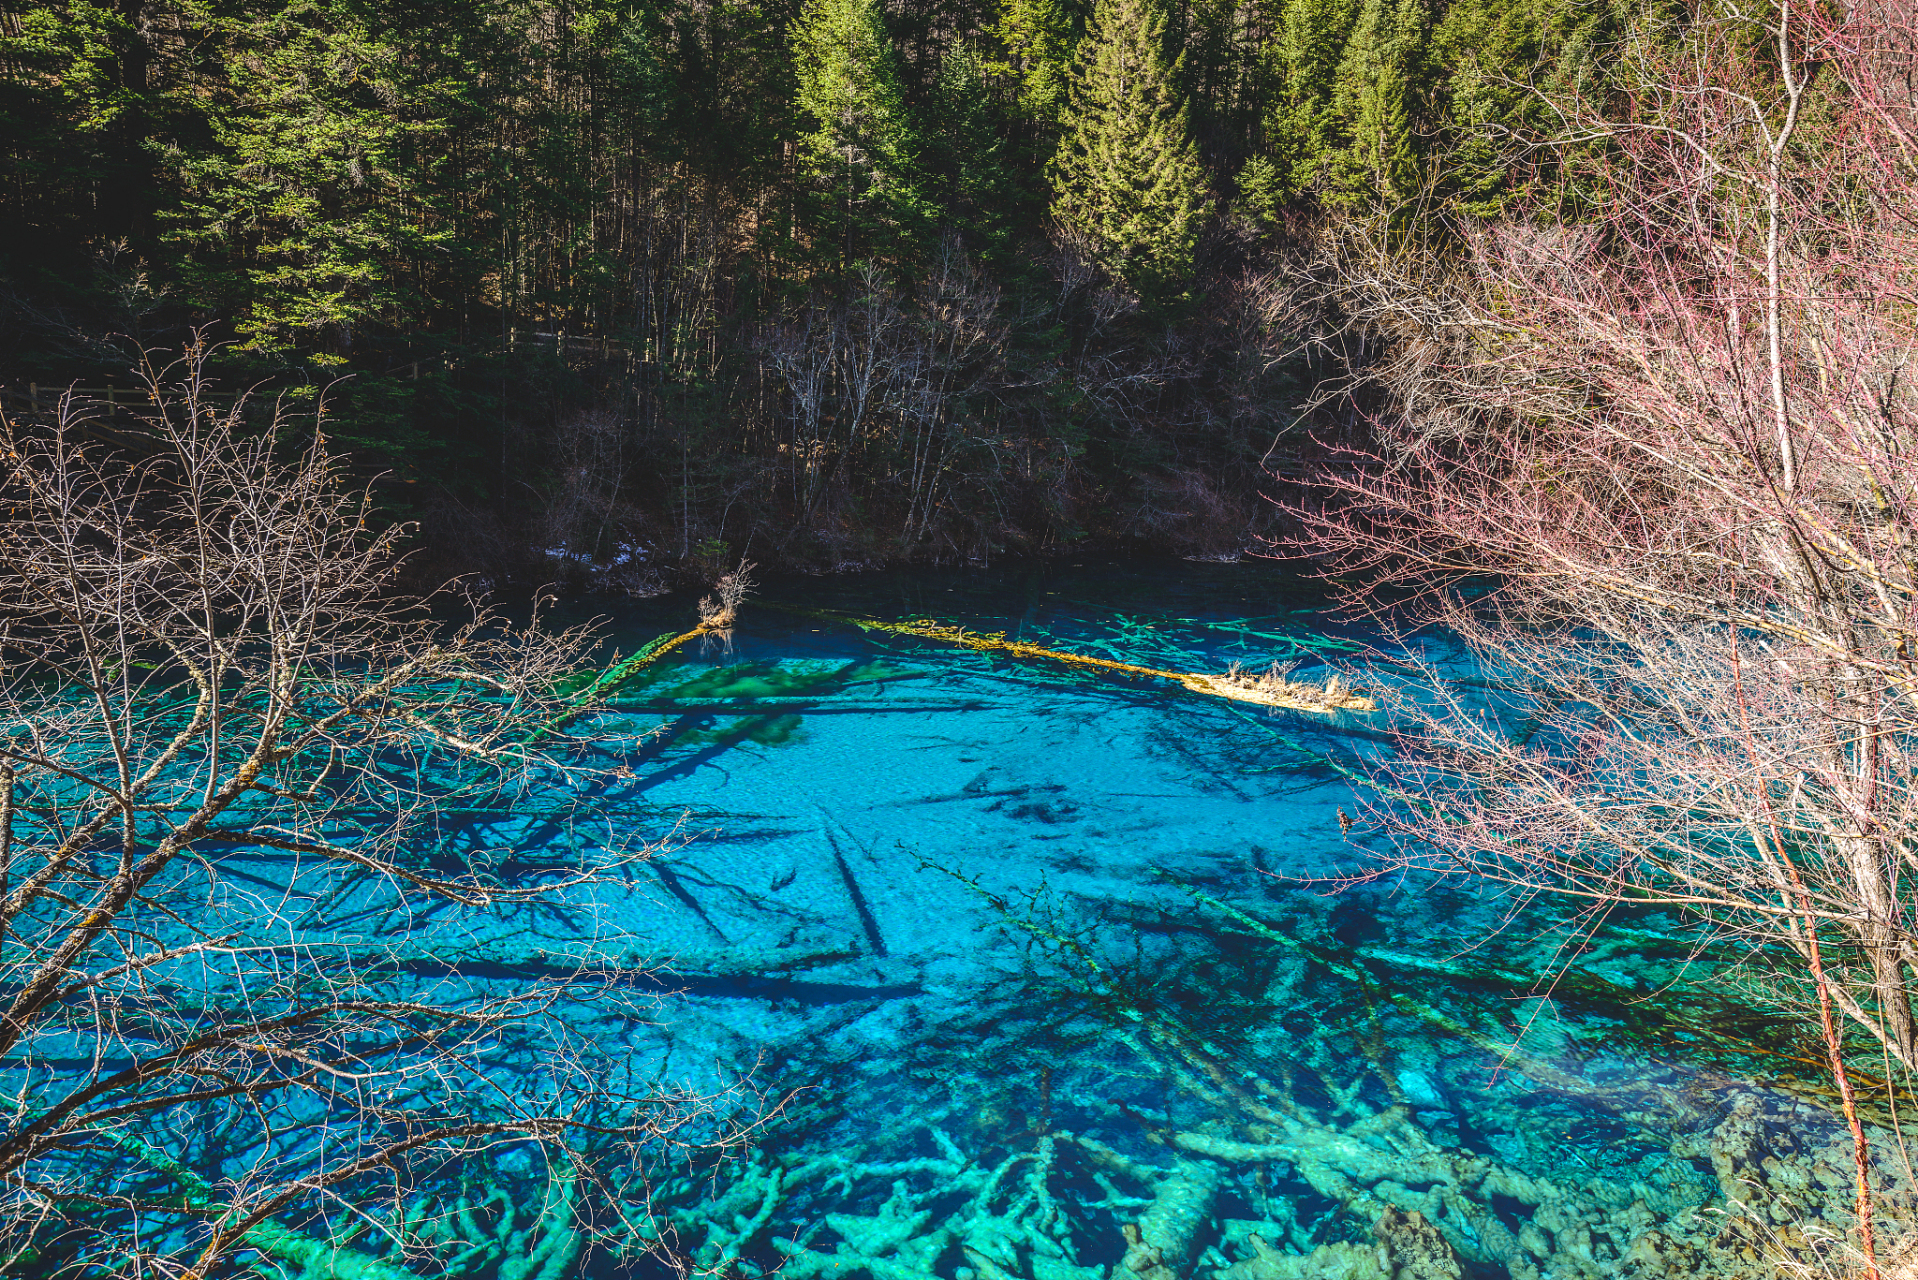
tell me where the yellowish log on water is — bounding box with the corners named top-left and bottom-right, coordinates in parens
top-left (764, 607), bottom-right (1374, 715)
top-left (1175, 672), bottom-right (1376, 713)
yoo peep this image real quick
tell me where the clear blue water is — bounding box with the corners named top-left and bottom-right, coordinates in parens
top-left (7, 561), bottom-right (1866, 1280)
top-left (494, 562), bottom-right (1799, 1280)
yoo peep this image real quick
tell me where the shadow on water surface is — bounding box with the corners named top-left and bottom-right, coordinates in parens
top-left (513, 566), bottom-right (1878, 1280)
top-left (54, 562), bottom-right (1889, 1280)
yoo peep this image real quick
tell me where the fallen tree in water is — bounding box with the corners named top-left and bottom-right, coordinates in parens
top-left (766, 608), bottom-right (1376, 713)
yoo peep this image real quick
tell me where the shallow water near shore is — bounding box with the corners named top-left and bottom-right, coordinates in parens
top-left (472, 560), bottom-right (1862, 1280)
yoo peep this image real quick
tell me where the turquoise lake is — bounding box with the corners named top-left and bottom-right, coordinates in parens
top-left (452, 560), bottom-right (1832, 1280)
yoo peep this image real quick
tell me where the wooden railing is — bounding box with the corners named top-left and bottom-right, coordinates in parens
top-left (15, 384), bottom-right (163, 411)
top-left (0, 383), bottom-right (251, 422)
top-left (4, 328), bottom-right (636, 412)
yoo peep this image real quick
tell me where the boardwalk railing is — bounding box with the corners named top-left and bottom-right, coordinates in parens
top-left (5, 329), bottom-right (635, 413)
top-left (1, 383), bottom-right (252, 422)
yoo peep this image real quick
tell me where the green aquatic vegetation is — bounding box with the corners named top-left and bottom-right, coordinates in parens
top-left (675, 667), bottom-right (821, 699)
top-left (618, 659), bottom-right (926, 704)
top-left (1028, 605), bottom-right (1366, 658)
top-left (671, 712), bottom-right (810, 748)
top-left (528, 603), bottom-right (778, 745)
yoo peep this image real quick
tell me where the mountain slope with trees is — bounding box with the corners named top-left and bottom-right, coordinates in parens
top-left (0, 0), bottom-right (1713, 578)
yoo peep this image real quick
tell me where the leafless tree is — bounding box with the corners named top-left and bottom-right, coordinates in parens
top-left (757, 265), bottom-right (911, 530)
top-left (0, 340), bottom-right (712, 1277)
top-left (755, 246), bottom-right (1022, 554)
top-left (1298, 7), bottom-right (1918, 1271)
top-left (895, 237), bottom-right (1012, 545)
top-left (697, 561), bottom-right (757, 631)
top-left (539, 409), bottom-right (636, 560)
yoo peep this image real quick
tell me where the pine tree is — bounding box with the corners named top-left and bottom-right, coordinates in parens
top-left (1047, 0), bottom-right (1208, 303)
top-left (1326, 0), bottom-right (1431, 211)
top-left (1251, 0), bottom-right (1358, 209)
top-left (792, 0), bottom-right (929, 266)
top-left (992, 0), bottom-right (1080, 126)
top-left (169, 0), bottom-right (452, 355)
top-left (1430, 0), bottom-right (1632, 217)
top-left (925, 46), bottom-right (1023, 251)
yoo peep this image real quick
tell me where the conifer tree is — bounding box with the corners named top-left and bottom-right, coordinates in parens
top-left (792, 0), bottom-right (929, 266)
top-left (1047, 0), bottom-right (1208, 303)
top-left (1326, 0), bottom-right (1431, 211)
top-left (992, 0), bottom-right (1080, 125)
top-left (1247, 0), bottom-right (1358, 212)
top-left (926, 46), bottom-right (1024, 250)
top-left (1430, 0), bottom-right (1629, 216)
top-left (169, 3), bottom-right (450, 355)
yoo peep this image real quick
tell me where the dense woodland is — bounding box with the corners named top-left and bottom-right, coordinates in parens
top-left (9, 0), bottom-right (1918, 1272)
top-left (0, 0), bottom-right (1712, 577)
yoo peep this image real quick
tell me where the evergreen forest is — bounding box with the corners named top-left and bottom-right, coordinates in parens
top-left (0, 0), bottom-right (1762, 578)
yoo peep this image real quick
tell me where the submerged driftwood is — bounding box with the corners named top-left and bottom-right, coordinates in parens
top-left (1176, 668), bottom-right (1374, 713)
top-left (295, 935), bottom-right (863, 979)
top-left (82, 1131), bottom-right (571, 1280)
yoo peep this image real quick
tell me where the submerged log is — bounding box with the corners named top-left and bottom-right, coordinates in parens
top-left (1174, 671), bottom-right (1374, 713)
top-left (287, 935), bottom-right (864, 979)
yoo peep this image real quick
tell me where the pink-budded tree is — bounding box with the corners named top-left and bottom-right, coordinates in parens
top-left (1297, 5), bottom-right (1918, 1270)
